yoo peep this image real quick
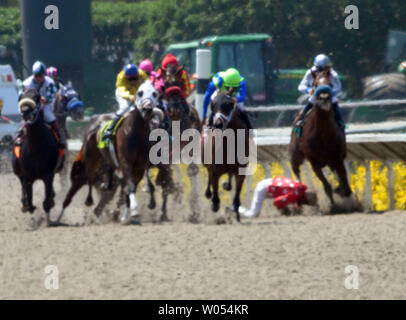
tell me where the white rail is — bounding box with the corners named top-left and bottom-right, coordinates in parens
top-left (245, 98), bottom-right (406, 112)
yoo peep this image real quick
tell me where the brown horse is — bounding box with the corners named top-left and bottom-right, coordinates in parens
top-left (202, 91), bottom-right (250, 222)
top-left (289, 70), bottom-right (351, 212)
top-left (57, 81), bottom-right (163, 224)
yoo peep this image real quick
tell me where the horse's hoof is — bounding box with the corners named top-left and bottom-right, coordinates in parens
top-left (148, 200), bottom-right (156, 210)
top-left (21, 206), bottom-right (28, 213)
top-left (85, 197), bottom-right (94, 206)
top-left (160, 215), bottom-right (170, 222)
top-left (222, 182), bottom-right (232, 191)
top-left (205, 189), bottom-right (212, 199)
top-left (28, 206), bottom-right (36, 213)
top-left (211, 202), bottom-right (220, 212)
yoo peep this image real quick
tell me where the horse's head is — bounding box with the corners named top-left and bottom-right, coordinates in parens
top-left (58, 85), bottom-right (84, 121)
top-left (314, 84), bottom-right (333, 112)
top-left (135, 81), bottom-right (163, 121)
top-left (213, 93), bottom-right (236, 130)
top-left (164, 64), bottom-right (184, 88)
top-left (19, 89), bottom-right (41, 123)
top-left (164, 85), bottom-right (185, 121)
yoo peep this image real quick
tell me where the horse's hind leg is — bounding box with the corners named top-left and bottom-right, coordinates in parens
top-left (146, 170), bottom-right (156, 210)
top-left (233, 174), bottom-right (245, 222)
top-left (334, 161), bottom-right (352, 197)
top-left (310, 161), bottom-right (335, 210)
top-left (43, 175), bottom-right (55, 225)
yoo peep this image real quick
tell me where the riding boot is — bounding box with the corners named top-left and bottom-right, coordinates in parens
top-left (295, 102), bottom-right (314, 127)
top-left (103, 113), bottom-right (121, 141)
top-left (50, 121), bottom-right (66, 149)
top-left (332, 102), bottom-right (345, 131)
top-left (182, 100), bottom-right (190, 115)
top-left (208, 112), bottom-right (215, 128)
top-left (239, 111), bottom-right (253, 129)
top-left (14, 122), bottom-right (27, 146)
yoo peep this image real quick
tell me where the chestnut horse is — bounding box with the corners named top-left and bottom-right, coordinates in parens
top-left (58, 82), bottom-right (163, 224)
top-left (289, 70), bottom-right (351, 211)
top-left (12, 89), bottom-right (64, 226)
top-left (202, 91), bottom-right (250, 222)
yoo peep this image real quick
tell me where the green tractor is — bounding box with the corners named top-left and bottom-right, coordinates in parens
top-left (166, 34), bottom-right (307, 106)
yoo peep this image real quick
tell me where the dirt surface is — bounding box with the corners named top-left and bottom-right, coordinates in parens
top-left (1, 172), bottom-right (406, 300)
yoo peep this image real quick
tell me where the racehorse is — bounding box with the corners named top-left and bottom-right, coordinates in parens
top-left (289, 69), bottom-right (352, 212)
top-left (57, 81), bottom-right (163, 224)
top-left (53, 83), bottom-right (84, 141)
top-left (12, 89), bottom-right (64, 226)
top-left (202, 91), bottom-right (250, 222)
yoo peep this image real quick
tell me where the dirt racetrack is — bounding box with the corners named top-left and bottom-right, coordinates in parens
top-left (1, 171), bottom-right (406, 300)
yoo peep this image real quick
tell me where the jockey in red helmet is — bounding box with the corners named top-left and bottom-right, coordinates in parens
top-left (157, 53), bottom-right (191, 98)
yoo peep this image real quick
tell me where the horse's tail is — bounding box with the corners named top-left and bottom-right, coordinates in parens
top-left (71, 145), bottom-right (86, 182)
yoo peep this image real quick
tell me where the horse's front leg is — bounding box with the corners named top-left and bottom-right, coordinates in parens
top-left (211, 172), bottom-right (220, 212)
top-left (121, 171), bottom-right (143, 225)
top-left (310, 161), bottom-right (335, 210)
top-left (222, 173), bottom-right (232, 191)
top-left (19, 177), bottom-right (29, 213)
top-left (233, 174), bottom-right (245, 222)
top-left (205, 168), bottom-right (212, 199)
top-left (26, 181), bottom-right (36, 213)
top-left (334, 161), bottom-right (352, 198)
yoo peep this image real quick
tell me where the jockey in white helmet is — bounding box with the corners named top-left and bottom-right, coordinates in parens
top-left (296, 54), bottom-right (345, 130)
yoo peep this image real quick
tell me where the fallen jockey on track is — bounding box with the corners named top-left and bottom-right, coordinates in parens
top-left (238, 177), bottom-right (318, 218)
top-left (296, 53), bottom-right (345, 131)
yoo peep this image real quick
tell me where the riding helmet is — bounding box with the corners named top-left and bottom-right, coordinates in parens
top-left (162, 53), bottom-right (179, 70)
top-left (222, 68), bottom-right (242, 88)
top-left (124, 64), bottom-right (138, 77)
top-left (139, 59), bottom-right (153, 73)
top-left (46, 66), bottom-right (58, 77)
top-left (313, 54), bottom-right (332, 68)
top-left (32, 61), bottom-right (46, 75)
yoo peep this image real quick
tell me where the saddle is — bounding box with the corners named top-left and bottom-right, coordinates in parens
top-left (14, 124), bottom-right (64, 160)
top-left (97, 115), bottom-right (126, 150)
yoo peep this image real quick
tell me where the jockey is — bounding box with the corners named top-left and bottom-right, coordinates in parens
top-left (157, 53), bottom-right (191, 98)
top-left (202, 67), bottom-right (252, 129)
top-left (102, 63), bottom-right (148, 141)
top-left (139, 58), bottom-right (170, 130)
top-left (46, 66), bottom-right (64, 90)
top-left (296, 54), bottom-right (345, 130)
top-left (16, 61), bottom-right (65, 148)
top-left (238, 177), bottom-right (318, 218)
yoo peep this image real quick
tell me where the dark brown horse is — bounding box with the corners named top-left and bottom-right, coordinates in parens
top-left (142, 84), bottom-right (202, 222)
top-left (57, 81), bottom-right (163, 224)
top-left (202, 91), bottom-right (251, 221)
top-left (12, 89), bottom-right (64, 226)
top-left (289, 70), bottom-right (351, 211)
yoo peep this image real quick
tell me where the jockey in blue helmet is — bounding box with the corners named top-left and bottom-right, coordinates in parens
top-left (103, 63), bottom-right (148, 141)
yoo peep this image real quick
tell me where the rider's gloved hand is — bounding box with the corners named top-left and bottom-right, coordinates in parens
top-left (40, 96), bottom-right (47, 105)
top-left (201, 117), bottom-right (207, 126)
